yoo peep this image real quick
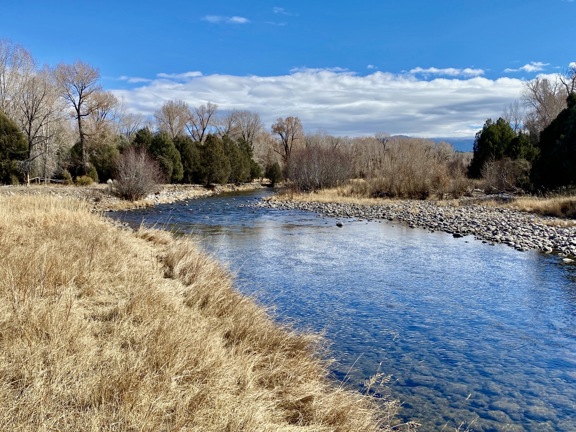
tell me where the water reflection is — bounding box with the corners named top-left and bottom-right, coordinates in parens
top-left (110, 190), bottom-right (576, 431)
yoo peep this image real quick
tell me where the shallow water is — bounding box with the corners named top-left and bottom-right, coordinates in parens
top-left (110, 190), bottom-right (576, 431)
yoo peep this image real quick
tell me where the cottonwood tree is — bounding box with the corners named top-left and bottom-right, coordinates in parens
top-left (14, 66), bottom-right (64, 184)
top-left (523, 76), bottom-right (568, 141)
top-left (218, 109), bottom-right (263, 148)
top-left (186, 102), bottom-right (217, 144)
top-left (502, 100), bottom-right (525, 133)
top-left (154, 99), bottom-right (190, 139)
top-left (271, 116), bottom-right (304, 169)
top-left (560, 64), bottom-right (576, 95)
top-left (0, 40), bottom-right (35, 117)
top-left (54, 61), bottom-right (102, 174)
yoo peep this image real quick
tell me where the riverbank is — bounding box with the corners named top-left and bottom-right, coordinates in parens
top-left (0, 182), bottom-right (266, 212)
top-left (0, 194), bottom-right (400, 431)
top-left (258, 193), bottom-right (576, 259)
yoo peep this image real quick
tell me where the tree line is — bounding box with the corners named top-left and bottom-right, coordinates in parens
top-left (469, 66), bottom-right (576, 193)
top-left (2, 38), bottom-right (576, 199)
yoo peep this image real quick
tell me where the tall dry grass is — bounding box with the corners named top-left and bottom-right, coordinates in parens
top-left (0, 195), bottom-right (401, 431)
top-left (485, 195), bottom-right (576, 219)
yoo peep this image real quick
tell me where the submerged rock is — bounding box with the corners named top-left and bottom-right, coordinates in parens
top-left (256, 198), bottom-right (576, 259)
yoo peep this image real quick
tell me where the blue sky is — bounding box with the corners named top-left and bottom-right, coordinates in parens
top-left (2, 0), bottom-right (575, 142)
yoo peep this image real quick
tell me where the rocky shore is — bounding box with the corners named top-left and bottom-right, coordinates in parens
top-left (257, 198), bottom-right (576, 259)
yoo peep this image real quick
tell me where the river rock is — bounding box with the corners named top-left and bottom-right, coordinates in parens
top-left (255, 198), bottom-right (576, 259)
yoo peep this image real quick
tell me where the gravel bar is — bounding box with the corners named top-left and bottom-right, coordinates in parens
top-left (255, 199), bottom-right (576, 259)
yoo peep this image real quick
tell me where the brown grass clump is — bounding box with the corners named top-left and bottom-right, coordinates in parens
top-left (0, 195), bottom-right (399, 431)
top-left (479, 195), bottom-right (576, 220)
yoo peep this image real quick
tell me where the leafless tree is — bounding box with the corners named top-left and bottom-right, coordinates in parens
top-left (54, 61), bottom-right (102, 173)
top-left (560, 64), bottom-right (576, 95)
top-left (86, 91), bottom-right (117, 134)
top-left (0, 40), bottom-right (35, 117)
top-left (271, 116), bottom-right (304, 167)
top-left (522, 76), bottom-right (568, 139)
top-left (154, 99), bottom-right (190, 139)
top-left (114, 100), bottom-right (145, 141)
top-left (502, 100), bottom-right (525, 133)
top-left (187, 102), bottom-right (218, 144)
top-left (14, 66), bottom-right (64, 184)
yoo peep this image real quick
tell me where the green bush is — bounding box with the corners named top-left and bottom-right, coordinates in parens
top-left (265, 162), bottom-right (283, 186)
top-left (75, 175), bottom-right (94, 186)
top-left (0, 109), bottom-right (27, 184)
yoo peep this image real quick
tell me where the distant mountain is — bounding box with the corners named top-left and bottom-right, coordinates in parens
top-left (432, 137), bottom-right (474, 153)
top-left (388, 135), bottom-right (474, 153)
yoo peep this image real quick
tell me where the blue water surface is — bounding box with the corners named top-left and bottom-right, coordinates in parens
top-left (109, 190), bottom-right (576, 431)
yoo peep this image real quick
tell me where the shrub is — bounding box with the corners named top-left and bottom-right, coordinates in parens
top-left (75, 175), bottom-right (93, 186)
top-left (482, 158), bottom-right (531, 193)
top-left (61, 170), bottom-right (73, 185)
top-left (288, 145), bottom-right (353, 191)
top-left (350, 137), bottom-right (469, 199)
top-left (264, 162), bottom-right (283, 186)
top-left (113, 147), bottom-right (164, 201)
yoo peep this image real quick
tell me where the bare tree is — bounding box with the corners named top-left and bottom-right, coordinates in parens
top-left (233, 110), bottom-right (263, 145)
top-left (271, 116), bottom-right (304, 167)
top-left (86, 91), bottom-right (117, 134)
top-left (154, 99), bottom-right (190, 139)
top-left (560, 63), bottom-right (576, 95)
top-left (523, 76), bottom-right (568, 139)
top-left (114, 99), bottom-right (145, 141)
top-left (0, 40), bottom-right (35, 117)
top-left (14, 66), bottom-right (64, 184)
top-left (186, 102), bottom-right (217, 144)
top-left (54, 61), bottom-right (102, 174)
top-left (502, 100), bottom-right (525, 133)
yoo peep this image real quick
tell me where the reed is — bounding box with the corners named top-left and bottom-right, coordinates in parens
top-left (0, 195), bottom-right (400, 431)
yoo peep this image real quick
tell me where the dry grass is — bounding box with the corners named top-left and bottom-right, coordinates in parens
top-left (0, 195), bottom-right (400, 431)
top-left (276, 184), bottom-right (389, 206)
top-left (479, 195), bottom-right (576, 221)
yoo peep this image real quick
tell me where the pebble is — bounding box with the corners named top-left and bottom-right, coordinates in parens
top-left (256, 199), bottom-right (576, 259)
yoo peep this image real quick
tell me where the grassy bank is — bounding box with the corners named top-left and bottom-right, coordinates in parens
top-left (0, 195), bottom-right (399, 431)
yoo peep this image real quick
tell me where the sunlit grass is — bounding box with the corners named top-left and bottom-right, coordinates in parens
top-left (0, 194), bottom-right (399, 431)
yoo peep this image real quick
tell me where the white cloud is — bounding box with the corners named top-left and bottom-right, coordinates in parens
top-left (157, 71), bottom-right (203, 80)
top-left (111, 68), bottom-right (525, 139)
top-left (202, 15), bottom-right (249, 24)
top-left (505, 61), bottom-right (548, 73)
top-left (119, 75), bottom-right (151, 84)
top-left (410, 67), bottom-right (485, 77)
top-left (273, 7), bottom-right (296, 15)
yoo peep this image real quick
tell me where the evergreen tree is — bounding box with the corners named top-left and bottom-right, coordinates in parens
top-left (0, 110), bottom-right (27, 184)
top-left (148, 131), bottom-right (183, 183)
top-left (532, 93), bottom-right (576, 188)
top-left (133, 127), bottom-right (153, 149)
top-left (468, 118), bottom-right (516, 178)
top-left (224, 135), bottom-right (251, 184)
top-left (200, 135), bottom-right (231, 185)
top-left (174, 135), bottom-right (202, 184)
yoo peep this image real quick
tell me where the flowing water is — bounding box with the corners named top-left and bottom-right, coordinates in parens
top-left (109, 190), bottom-right (576, 431)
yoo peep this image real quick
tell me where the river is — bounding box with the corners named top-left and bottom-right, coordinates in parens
top-left (109, 189), bottom-right (576, 431)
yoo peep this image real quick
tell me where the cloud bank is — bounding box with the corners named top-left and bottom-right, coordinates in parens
top-left (111, 68), bottom-right (528, 139)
